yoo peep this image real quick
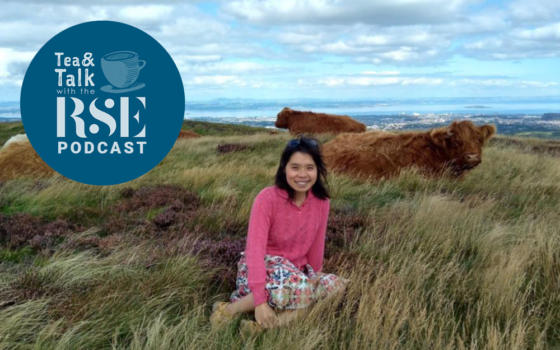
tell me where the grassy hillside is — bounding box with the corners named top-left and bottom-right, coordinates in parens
top-left (0, 120), bottom-right (274, 146)
top-left (181, 120), bottom-right (273, 136)
top-left (0, 122), bottom-right (25, 146)
top-left (0, 122), bottom-right (559, 349)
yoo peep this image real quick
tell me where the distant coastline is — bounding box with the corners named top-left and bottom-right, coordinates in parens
top-left (465, 105), bottom-right (491, 109)
top-left (3, 114), bottom-right (560, 139)
top-left (0, 118), bottom-right (21, 123)
top-left (2, 98), bottom-right (558, 137)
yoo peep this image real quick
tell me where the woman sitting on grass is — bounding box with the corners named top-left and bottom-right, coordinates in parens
top-left (210, 136), bottom-right (347, 334)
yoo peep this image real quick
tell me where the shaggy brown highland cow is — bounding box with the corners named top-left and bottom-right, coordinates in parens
top-left (275, 107), bottom-right (366, 134)
top-left (322, 120), bottom-right (496, 179)
top-left (0, 135), bottom-right (54, 181)
top-left (178, 130), bottom-right (200, 139)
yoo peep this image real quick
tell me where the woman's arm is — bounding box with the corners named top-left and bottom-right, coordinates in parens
top-left (306, 199), bottom-right (330, 273)
top-left (245, 189), bottom-right (273, 307)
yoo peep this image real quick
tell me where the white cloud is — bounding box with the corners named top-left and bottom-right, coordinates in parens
top-left (305, 74), bottom-right (557, 90)
top-left (381, 47), bottom-right (417, 61)
top-left (176, 55), bottom-right (223, 64)
top-left (0, 20), bottom-right (66, 48)
top-left (355, 35), bottom-right (389, 46)
top-left (519, 80), bottom-right (558, 88)
top-left (278, 32), bottom-right (323, 45)
top-left (225, 0), bottom-right (473, 25)
top-left (318, 77), bottom-right (345, 87)
top-left (0, 48), bottom-right (35, 85)
top-left (315, 74), bottom-right (444, 87)
top-left (514, 23), bottom-right (560, 40)
top-left (322, 40), bottom-right (368, 54)
top-left (119, 5), bottom-right (174, 22)
top-left (462, 22), bottom-right (560, 59)
top-left (361, 71), bottom-right (400, 75)
top-left (181, 61), bottom-right (268, 75)
top-left (158, 17), bottom-right (229, 42)
top-left (401, 77), bottom-right (444, 85)
top-left (189, 75), bottom-right (246, 86)
top-left (348, 77), bottom-right (402, 86)
top-left (464, 38), bottom-right (501, 50)
top-left (274, 24), bottom-right (453, 64)
top-left (0, 1), bottom-right (558, 100)
top-left (509, 0), bottom-right (560, 23)
top-left (456, 78), bottom-right (558, 88)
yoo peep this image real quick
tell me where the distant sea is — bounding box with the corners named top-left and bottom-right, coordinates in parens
top-left (2, 98), bottom-right (560, 136)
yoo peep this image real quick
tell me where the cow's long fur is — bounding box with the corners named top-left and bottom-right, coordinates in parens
top-left (178, 130), bottom-right (200, 139)
top-left (322, 121), bottom-right (496, 179)
top-left (1, 134), bottom-right (28, 149)
top-left (275, 107), bottom-right (366, 134)
top-left (0, 135), bottom-right (54, 181)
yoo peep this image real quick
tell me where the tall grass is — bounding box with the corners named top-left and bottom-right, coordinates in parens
top-left (0, 131), bottom-right (559, 349)
top-left (1, 247), bottom-right (214, 349)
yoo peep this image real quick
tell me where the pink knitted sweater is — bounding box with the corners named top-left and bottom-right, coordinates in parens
top-left (245, 186), bottom-right (330, 306)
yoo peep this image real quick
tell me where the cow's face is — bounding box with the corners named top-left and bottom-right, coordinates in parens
top-left (430, 121), bottom-right (496, 176)
top-left (275, 107), bottom-right (292, 128)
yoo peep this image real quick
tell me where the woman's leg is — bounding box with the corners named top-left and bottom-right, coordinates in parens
top-left (314, 272), bottom-right (349, 302)
top-left (226, 293), bottom-right (255, 314)
top-left (228, 295), bottom-right (311, 324)
top-left (274, 278), bottom-right (348, 326)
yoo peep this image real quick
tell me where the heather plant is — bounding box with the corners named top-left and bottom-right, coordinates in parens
top-left (490, 135), bottom-right (560, 157)
top-left (103, 184), bottom-right (200, 237)
top-left (191, 237), bottom-right (246, 289)
top-left (325, 208), bottom-right (369, 255)
top-left (0, 124), bottom-right (559, 349)
top-left (0, 213), bottom-right (78, 252)
top-left (216, 143), bottom-right (252, 154)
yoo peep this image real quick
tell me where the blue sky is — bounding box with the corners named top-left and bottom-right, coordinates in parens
top-left (0, 0), bottom-right (559, 102)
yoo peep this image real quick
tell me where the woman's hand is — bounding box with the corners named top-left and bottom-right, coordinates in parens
top-left (309, 272), bottom-right (324, 288)
top-left (255, 303), bottom-right (278, 328)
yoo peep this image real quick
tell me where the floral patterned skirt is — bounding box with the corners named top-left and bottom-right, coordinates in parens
top-left (230, 253), bottom-right (346, 310)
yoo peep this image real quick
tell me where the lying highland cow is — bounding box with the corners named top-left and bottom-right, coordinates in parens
top-left (178, 130), bottom-right (200, 139)
top-left (275, 107), bottom-right (366, 134)
top-left (322, 120), bottom-right (496, 179)
top-left (0, 134), bottom-right (54, 181)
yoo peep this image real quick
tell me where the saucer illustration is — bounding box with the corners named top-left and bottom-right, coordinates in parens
top-left (101, 82), bottom-right (145, 94)
top-left (101, 51), bottom-right (147, 94)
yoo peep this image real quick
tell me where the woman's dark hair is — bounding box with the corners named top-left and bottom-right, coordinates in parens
top-left (275, 136), bottom-right (330, 200)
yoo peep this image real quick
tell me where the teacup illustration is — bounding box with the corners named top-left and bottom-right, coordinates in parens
top-left (101, 51), bottom-right (146, 90)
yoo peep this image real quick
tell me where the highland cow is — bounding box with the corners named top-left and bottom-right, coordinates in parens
top-left (178, 130), bottom-right (200, 139)
top-left (275, 107), bottom-right (366, 135)
top-left (322, 120), bottom-right (496, 179)
top-left (1, 134), bottom-right (28, 149)
top-left (0, 134), bottom-right (54, 181)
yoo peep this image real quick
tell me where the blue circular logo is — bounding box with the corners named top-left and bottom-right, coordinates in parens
top-left (21, 21), bottom-right (185, 185)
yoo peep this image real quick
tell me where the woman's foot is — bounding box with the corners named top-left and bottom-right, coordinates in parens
top-left (240, 319), bottom-right (264, 339)
top-left (210, 301), bottom-right (235, 329)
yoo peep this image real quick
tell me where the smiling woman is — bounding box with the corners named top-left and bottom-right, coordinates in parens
top-left (210, 136), bottom-right (348, 335)
top-left (284, 151), bottom-right (318, 201)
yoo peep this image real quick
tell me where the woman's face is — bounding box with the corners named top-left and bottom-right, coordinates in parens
top-left (285, 151), bottom-right (318, 194)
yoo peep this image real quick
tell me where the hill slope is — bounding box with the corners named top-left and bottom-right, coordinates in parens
top-left (0, 122), bottom-right (559, 349)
